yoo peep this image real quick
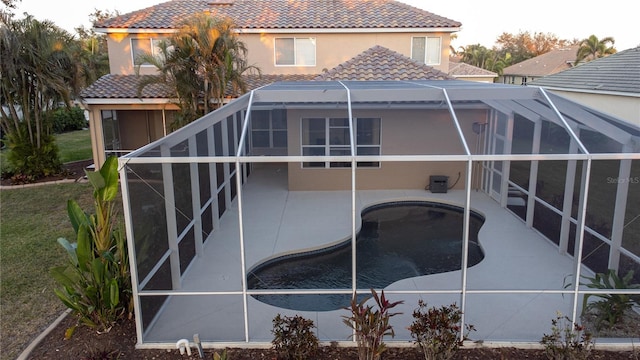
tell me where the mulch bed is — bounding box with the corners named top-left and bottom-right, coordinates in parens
top-left (25, 313), bottom-right (637, 360)
top-left (0, 159), bottom-right (93, 187)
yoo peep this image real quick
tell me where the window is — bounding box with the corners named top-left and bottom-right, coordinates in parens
top-left (251, 109), bottom-right (287, 148)
top-left (131, 38), bottom-right (161, 65)
top-left (301, 117), bottom-right (380, 168)
top-left (101, 110), bottom-right (121, 154)
top-left (411, 36), bottom-right (442, 65)
top-left (275, 38), bottom-right (316, 66)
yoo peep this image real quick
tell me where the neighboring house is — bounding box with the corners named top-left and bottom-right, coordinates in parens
top-left (82, 0), bottom-right (462, 167)
top-left (448, 59), bottom-right (497, 83)
top-left (499, 46), bottom-right (579, 85)
top-left (529, 46), bottom-right (640, 127)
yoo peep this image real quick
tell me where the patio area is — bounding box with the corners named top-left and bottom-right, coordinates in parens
top-left (118, 80), bottom-right (640, 348)
top-left (141, 162), bottom-right (579, 345)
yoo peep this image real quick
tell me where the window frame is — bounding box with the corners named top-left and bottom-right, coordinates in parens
top-left (300, 117), bottom-right (381, 169)
top-left (274, 37), bottom-right (317, 67)
top-left (250, 109), bottom-right (288, 149)
top-left (131, 37), bottom-right (161, 67)
top-left (410, 36), bottom-right (442, 66)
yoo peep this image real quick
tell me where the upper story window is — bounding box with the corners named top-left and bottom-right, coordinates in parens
top-left (131, 38), bottom-right (161, 66)
top-left (275, 37), bottom-right (316, 66)
top-left (411, 36), bottom-right (441, 65)
top-left (301, 117), bottom-right (381, 168)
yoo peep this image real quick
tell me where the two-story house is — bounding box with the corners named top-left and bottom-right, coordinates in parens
top-left (499, 46), bottom-right (579, 85)
top-left (81, 0), bottom-right (462, 167)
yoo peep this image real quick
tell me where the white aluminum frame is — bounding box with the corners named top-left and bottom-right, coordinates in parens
top-left (118, 80), bottom-right (640, 349)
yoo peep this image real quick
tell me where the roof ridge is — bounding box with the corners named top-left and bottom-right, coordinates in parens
top-left (96, 0), bottom-right (462, 30)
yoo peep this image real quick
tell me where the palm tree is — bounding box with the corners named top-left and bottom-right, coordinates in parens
top-left (0, 13), bottom-right (77, 177)
top-left (136, 40), bottom-right (203, 129)
top-left (458, 44), bottom-right (493, 69)
top-left (575, 35), bottom-right (616, 64)
top-left (176, 14), bottom-right (259, 113)
top-left (137, 14), bottom-right (259, 128)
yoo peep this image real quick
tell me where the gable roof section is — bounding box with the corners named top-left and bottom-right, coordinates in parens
top-left (315, 45), bottom-right (453, 81)
top-left (448, 61), bottom-right (497, 78)
top-left (80, 74), bottom-right (316, 100)
top-left (81, 74), bottom-right (175, 99)
top-left (82, 46), bottom-right (452, 100)
top-left (502, 46), bottom-right (579, 77)
top-left (96, 0), bottom-right (461, 31)
top-left (529, 46), bottom-right (640, 95)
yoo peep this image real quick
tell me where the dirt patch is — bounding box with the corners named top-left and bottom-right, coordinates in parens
top-left (25, 313), bottom-right (637, 360)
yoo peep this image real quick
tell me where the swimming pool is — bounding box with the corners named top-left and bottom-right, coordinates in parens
top-left (247, 201), bottom-right (485, 311)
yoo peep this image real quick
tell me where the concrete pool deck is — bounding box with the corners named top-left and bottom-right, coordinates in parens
top-left (141, 163), bottom-right (582, 345)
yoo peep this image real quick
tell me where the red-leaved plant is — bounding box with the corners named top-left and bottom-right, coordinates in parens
top-left (342, 289), bottom-right (404, 360)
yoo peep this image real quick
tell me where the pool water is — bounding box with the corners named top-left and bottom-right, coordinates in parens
top-left (247, 201), bottom-right (485, 311)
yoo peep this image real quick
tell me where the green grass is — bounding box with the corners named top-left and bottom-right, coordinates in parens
top-left (55, 129), bottom-right (92, 163)
top-left (0, 129), bottom-right (92, 173)
top-left (0, 182), bottom-right (93, 360)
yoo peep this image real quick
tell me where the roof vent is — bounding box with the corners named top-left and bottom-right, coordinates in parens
top-left (208, 0), bottom-right (234, 4)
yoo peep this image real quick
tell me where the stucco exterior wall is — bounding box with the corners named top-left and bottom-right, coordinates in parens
top-left (286, 108), bottom-right (487, 191)
top-left (545, 90), bottom-right (640, 127)
top-left (107, 31), bottom-right (452, 75)
top-left (107, 33), bottom-right (170, 75)
top-left (241, 32), bottom-right (451, 75)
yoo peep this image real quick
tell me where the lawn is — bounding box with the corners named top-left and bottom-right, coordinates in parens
top-left (55, 129), bottom-right (93, 163)
top-left (0, 129), bottom-right (95, 360)
top-left (0, 182), bottom-right (94, 360)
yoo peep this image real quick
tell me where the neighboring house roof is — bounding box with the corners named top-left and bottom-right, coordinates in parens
top-left (448, 61), bottom-right (497, 78)
top-left (529, 46), bottom-right (640, 94)
top-left (95, 0), bottom-right (461, 31)
top-left (315, 45), bottom-right (453, 81)
top-left (82, 46), bottom-right (453, 100)
top-left (502, 46), bottom-right (579, 77)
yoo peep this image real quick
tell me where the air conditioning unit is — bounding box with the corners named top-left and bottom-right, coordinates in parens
top-left (429, 175), bottom-right (449, 193)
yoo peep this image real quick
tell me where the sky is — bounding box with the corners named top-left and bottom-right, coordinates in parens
top-left (12, 0), bottom-right (640, 51)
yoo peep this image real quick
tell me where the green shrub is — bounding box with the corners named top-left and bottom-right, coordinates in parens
top-left (50, 156), bottom-right (132, 334)
top-left (580, 269), bottom-right (640, 329)
top-left (271, 314), bottom-right (319, 360)
top-left (342, 289), bottom-right (403, 360)
top-left (4, 125), bottom-right (62, 178)
top-left (47, 106), bottom-right (88, 133)
top-left (408, 300), bottom-right (475, 360)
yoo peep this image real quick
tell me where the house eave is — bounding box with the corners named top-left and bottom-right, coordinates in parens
top-left (96, 27), bottom-right (460, 35)
top-left (236, 27), bottom-right (460, 34)
top-left (534, 86), bottom-right (640, 98)
top-left (81, 98), bottom-right (179, 105)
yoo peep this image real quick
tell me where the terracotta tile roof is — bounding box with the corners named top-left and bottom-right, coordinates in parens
top-left (448, 61), bottom-right (497, 78)
top-left (530, 46), bottom-right (640, 94)
top-left (80, 74), bottom-right (316, 99)
top-left (81, 74), bottom-right (176, 99)
top-left (82, 47), bottom-right (453, 100)
top-left (502, 46), bottom-right (579, 77)
top-left (315, 45), bottom-right (453, 81)
top-left (96, 0), bottom-right (461, 30)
